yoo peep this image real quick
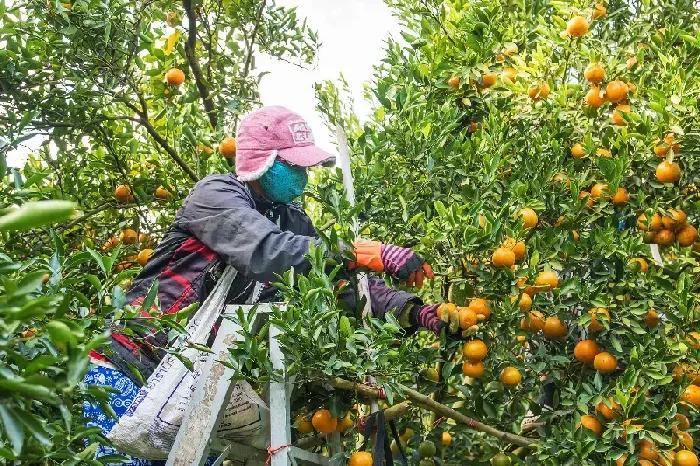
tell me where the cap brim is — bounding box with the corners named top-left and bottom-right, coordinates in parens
top-left (278, 145), bottom-right (336, 168)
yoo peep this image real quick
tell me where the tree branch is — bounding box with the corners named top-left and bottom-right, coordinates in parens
top-left (330, 377), bottom-right (535, 448)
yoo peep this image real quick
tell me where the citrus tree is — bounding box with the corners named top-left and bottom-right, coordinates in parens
top-left (306, 0), bottom-right (700, 464)
top-left (0, 0), bottom-right (318, 462)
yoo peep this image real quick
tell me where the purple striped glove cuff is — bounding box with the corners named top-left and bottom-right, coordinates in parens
top-left (410, 304), bottom-right (445, 335)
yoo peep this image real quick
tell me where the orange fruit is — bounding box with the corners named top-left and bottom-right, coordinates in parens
top-left (521, 310), bottom-right (545, 333)
top-left (492, 247), bottom-right (516, 268)
top-left (219, 137), bottom-right (237, 158)
top-left (462, 361), bottom-right (484, 378)
top-left (594, 352), bottom-right (617, 374)
top-left (626, 56), bottom-right (638, 70)
top-left (622, 418), bottom-right (642, 441)
top-left (137, 249), bottom-right (153, 267)
top-left (677, 225), bottom-right (698, 247)
top-left (637, 439), bottom-right (658, 460)
top-left (543, 316), bottom-right (567, 339)
top-left (337, 412), bottom-right (354, 432)
top-left (463, 340), bottom-right (488, 362)
top-left (655, 229), bottom-right (676, 247)
top-left (527, 81), bottom-right (550, 101)
top-left (638, 212), bottom-right (663, 231)
top-left (676, 430), bottom-right (694, 449)
top-left (447, 76), bottom-right (460, 88)
top-left (349, 452), bottom-right (373, 466)
top-left (480, 73), bottom-right (497, 88)
top-left (616, 455), bottom-right (627, 466)
top-left (674, 364), bottom-right (700, 385)
top-left (499, 366), bottom-right (522, 387)
top-left (311, 409), bottom-right (338, 433)
top-left (643, 231), bottom-right (657, 244)
top-left (535, 270), bottom-right (559, 291)
top-left (517, 208), bottom-right (539, 228)
top-left (572, 230), bottom-right (580, 242)
top-left (296, 415), bottom-right (313, 433)
top-left (571, 143), bottom-right (586, 158)
top-left (469, 298), bottom-right (491, 319)
top-left (592, 3), bottom-right (606, 19)
top-left (642, 309), bottom-right (659, 327)
top-left (441, 431), bottom-right (452, 446)
top-left (502, 67), bottom-right (518, 83)
top-left (612, 104), bottom-right (631, 126)
top-left (657, 160), bottom-right (681, 183)
top-left (517, 292), bottom-right (532, 311)
top-left (663, 209), bottom-right (687, 230)
top-left (196, 143), bottom-right (214, 155)
top-left (165, 68), bottom-right (185, 86)
top-left (659, 451), bottom-right (676, 466)
top-left (115, 184), bottom-right (132, 202)
top-left (591, 183), bottom-right (610, 199)
top-left (579, 191), bottom-right (594, 209)
top-left (589, 308), bottom-right (610, 332)
top-left (119, 228), bottom-right (138, 245)
top-left (596, 148), bottom-right (612, 158)
top-left (687, 331), bottom-right (700, 349)
top-left (674, 413), bottom-right (691, 431)
top-left (574, 339), bottom-right (601, 363)
top-left (502, 238), bottom-right (526, 261)
top-left (579, 415), bottom-right (603, 437)
top-left (552, 173), bottom-right (571, 186)
top-left (458, 307), bottom-right (478, 329)
top-left (567, 16), bottom-right (589, 37)
top-left (674, 450), bottom-right (698, 466)
top-left (155, 186), bottom-right (170, 199)
top-left (103, 235), bottom-right (120, 250)
top-left (437, 303), bottom-right (456, 320)
top-left (595, 397), bottom-right (620, 421)
top-left (42, 273), bottom-right (50, 285)
top-left (612, 187), bottom-right (629, 205)
top-left (606, 80), bottom-right (629, 103)
top-left (586, 86), bottom-right (606, 107)
top-left (584, 63), bottom-right (606, 83)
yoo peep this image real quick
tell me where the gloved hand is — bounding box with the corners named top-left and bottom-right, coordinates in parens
top-left (351, 240), bottom-right (434, 288)
top-left (410, 304), bottom-right (448, 335)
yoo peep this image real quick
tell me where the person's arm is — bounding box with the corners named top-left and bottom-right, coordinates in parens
top-left (176, 176), bottom-right (317, 282)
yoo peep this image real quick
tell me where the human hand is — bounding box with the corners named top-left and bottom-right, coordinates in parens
top-left (351, 240), bottom-right (434, 288)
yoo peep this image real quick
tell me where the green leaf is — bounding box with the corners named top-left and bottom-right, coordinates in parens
top-left (0, 405), bottom-right (24, 455)
top-left (0, 200), bottom-right (76, 232)
top-left (18, 410), bottom-right (51, 446)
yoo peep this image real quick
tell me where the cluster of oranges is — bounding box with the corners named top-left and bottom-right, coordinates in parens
top-left (114, 184), bottom-right (172, 203)
top-left (102, 228), bottom-right (154, 272)
top-left (637, 208), bottom-right (698, 249)
top-left (295, 409), bottom-right (353, 435)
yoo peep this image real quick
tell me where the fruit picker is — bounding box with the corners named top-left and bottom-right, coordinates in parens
top-left (82, 106), bottom-right (454, 465)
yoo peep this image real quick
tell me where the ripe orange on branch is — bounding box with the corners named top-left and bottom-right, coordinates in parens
top-left (592, 3), bottom-right (606, 19)
top-left (585, 86), bottom-right (606, 107)
top-left (492, 247), bottom-right (515, 267)
top-left (499, 366), bottom-right (522, 387)
top-left (311, 409), bottom-right (337, 433)
top-left (219, 137), bottom-right (237, 158)
top-left (571, 143), bottom-right (586, 158)
top-left (462, 361), bottom-right (484, 378)
top-left (589, 308), bottom-right (610, 332)
top-left (578, 415), bottom-right (603, 437)
top-left (594, 352), bottom-right (617, 374)
top-left (349, 452), bottom-right (373, 466)
top-left (165, 68), bottom-right (185, 86)
top-left (447, 75), bottom-right (460, 88)
top-left (463, 339), bottom-right (488, 362)
top-left (535, 270), bottom-right (559, 291)
top-left (527, 81), bottom-right (550, 101)
top-left (584, 63), bottom-right (605, 83)
top-left (119, 228), bottom-right (138, 245)
top-left (677, 225), bottom-right (698, 247)
top-left (674, 450), bottom-right (698, 466)
top-left (566, 16), bottom-right (589, 37)
top-left (612, 104), bottom-right (631, 126)
top-left (543, 316), bottom-right (567, 339)
top-left (502, 67), bottom-right (518, 83)
top-left (115, 184), bottom-right (132, 202)
top-left (595, 397), bottom-right (620, 421)
top-left (638, 212), bottom-right (663, 231)
top-left (656, 160), bottom-right (681, 183)
top-left (606, 80), bottom-right (629, 102)
top-left (574, 339), bottom-right (601, 363)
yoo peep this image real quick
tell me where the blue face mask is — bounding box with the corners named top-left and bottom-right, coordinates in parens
top-left (258, 159), bottom-right (308, 204)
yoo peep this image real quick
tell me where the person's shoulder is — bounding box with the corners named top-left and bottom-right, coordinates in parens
top-left (190, 174), bottom-right (253, 204)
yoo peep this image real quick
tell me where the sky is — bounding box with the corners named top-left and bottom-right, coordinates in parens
top-left (257, 0), bottom-right (401, 153)
top-left (5, 0), bottom-right (400, 165)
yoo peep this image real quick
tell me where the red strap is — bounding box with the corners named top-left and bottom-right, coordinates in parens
top-left (265, 444), bottom-right (292, 465)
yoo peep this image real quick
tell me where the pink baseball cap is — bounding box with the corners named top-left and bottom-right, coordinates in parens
top-left (235, 106), bottom-right (336, 181)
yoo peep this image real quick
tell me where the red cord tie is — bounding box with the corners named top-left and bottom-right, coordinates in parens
top-left (432, 417), bottom-right (445, 427)
top-left (265, 443), bottom-right (292, 465)
top-left (365, 382), bottom-right (387, 400)
top-left (467, 418), bottom-right (478, 428)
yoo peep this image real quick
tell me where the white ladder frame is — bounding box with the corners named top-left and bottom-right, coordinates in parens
top-left (166, 303), bottom-right (334, 466)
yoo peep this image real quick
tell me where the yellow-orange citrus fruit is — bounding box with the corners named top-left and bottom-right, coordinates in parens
top-left (527, 81), bottom-right (550, 101)
top-left (579, 191), bottom-right (594, 209)
top-left (655, 229), bottom-right (676, 247)
top-left (119, 228), bottom-right (138, 245)
top-left (626, 56), bottom-right (638, 70)
top-left (349, 452), bottom-right (373, 466)
top-left (579, 415), bottom-right (603, 437)
top-left (674, 450), bottom-right (698, 466)
top-left (677, 225), bottom-right (698, 247)
top-left (219, 137), bottom-right (237, 158)
top-left (589, 307), bottom-right (610, 332)
top-left (584, 63), bottom-right (605, 83)
top-left (606, 80), bottom-right (629, 103)
top-left (196, 143), bottom-right (214, 154)
top-left (571, 143), bottom-right (586, 158)
top-left (591, 183), bottom-right (610, 199)
top-left (337, 412), bottom-right (354, 432)
top-left (674, 364), bottom-right (700, 385)
top-left (574, 339), bottom-right (601, 363)
top-left (637, 439), bottom-right (659, 461)
top-left (165, 68), bottom-right (185, 86)
top-left (567, 16), bottom-right (589, 37)
top-left (499, 366), bottom-right (522, 387)
top-left (612, 104), bottom-right (631, 126)
top-left (616, 455), bottom-right (627, 466)
top-left (592, 3), bottom-right (606, 19)
top-left (612, 187), bottom-right (629, 205)
top-left (137, 249), bottom-right (153, 267)
top-left (447, 76), bottom-right (460, 88)
top-left (437, 302), bottom-right (456, 320)
top-left (674, 413), bottom-right (691, 431)
top-left (296, 415), bottom-right (313, 433)
top-left (676, 430), bottom-right (694, 450)
top-left (663, 209), bottom-right (687, 230)
top-left (155, 186), bottom-right (170, 199)
top-left (596, 148), bottom-right (612, 158)
top-left (311, 409), bottom-right (338, 433)
top-left (492, 247), bottom-right (516, 267)
top-left (441, 431), bottom-right (452, 446)
top-left (594, 352), bottom-right (617, 374)
top-left (572, 230), bottom-right (580, 242)
top-left (517, 292), bottom-right (532, 311)
top-left (481, 73), bottom-right (497, 88)
top-left (462, 361), bottom-right (484, 378)
top-left (643, 309), bottom-right (659, 327)
top-left (469, 298), bottom-right (491, 319)
top-left (687, 331), bottom-right (700, 349)
top-left (535, 270), bottom-right (559, 291)
top-left (586, 86), bottom-right (606, 107)
top-left (656, 160), bottom-right (681, 183)
top-left (521, 310), bottom-right (545, 333)
top-left (638, 212), bottom-right (663, 231)
top-left (115, 184), bottom-right (131, 202)
top-left (595, 397), bottom-right (620, 421)
top-left (463, 340), bottom-right (488, 362)
top-left (502, 67), bottom-right (518, 83)
top-left (543, 316), bottom-right (567, 339)
top-left (458, 307), bottom-right (478, 329)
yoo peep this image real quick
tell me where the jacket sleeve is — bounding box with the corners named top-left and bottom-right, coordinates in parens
top-left (336, 275), bottom-right (421, 323)
top-left (176, 176), bottom-right (317, 283)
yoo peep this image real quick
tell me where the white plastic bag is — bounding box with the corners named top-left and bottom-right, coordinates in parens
top-left (107, 266), bottom-right (268, 460)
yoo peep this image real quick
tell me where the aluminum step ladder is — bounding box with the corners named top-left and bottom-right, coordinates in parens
top-left (164, 268), bottom-right (335, 466)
